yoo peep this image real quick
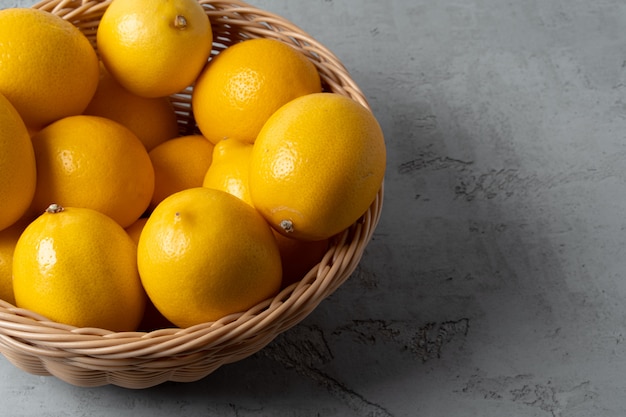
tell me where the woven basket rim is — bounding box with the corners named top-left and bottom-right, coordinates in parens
top-left (0, 0), bottom-right (385, 388)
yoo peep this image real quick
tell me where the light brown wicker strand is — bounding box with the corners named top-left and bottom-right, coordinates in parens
top-left (33, 0), bottom-right (109, 19)
top-left (1, 346), bottom-right (50, 375)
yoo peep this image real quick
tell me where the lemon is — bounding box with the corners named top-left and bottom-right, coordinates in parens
top-left (250, 93), bottom-right (386, 241)
top-left (12, 205), bottom-right (146, 331)
top-left (0, 92), bottom-right (36, 232)
top-left (202, 138), bottom-right (254, 206)
top-left (192, 38), bottom-right (322, 144)
top-left (137, 187), bottom-right (282, 328)
top-left (97, 0), bottom-right (213, 98)
top-left (148, 135), bottom-right (215, 209)
top-left (84, 63), bottom-right (180, 151)
top-left (0, 8), bottom-right (99, 129)
top-left (0, 219), bottom-right (30, 305)
top-left (29, 115), bottom-right (155, 228)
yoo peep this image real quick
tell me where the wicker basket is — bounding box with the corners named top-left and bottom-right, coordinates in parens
top-left (0, 0), bottom-right (384, 389)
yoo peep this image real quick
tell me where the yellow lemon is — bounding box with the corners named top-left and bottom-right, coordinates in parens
top-left (12, 204), bottom-right (146, 331)
top-left (202, 138), bottom-right (254, 206)
top-left (192, 38), bottom-right (322, 144)
top-left (0, 8), bottom-right (99, 129)
top-left (0, 92), bottom-right (36, 231)
top-left (0, 219), bottom-right (31, 305)
top-left (30, 115), bottom-right (155, 228)
top-left (148, 135), bottom-right (214, 209)
top-left (250, 93), bottom-right (386, 241)
top-left (84, 63), bottom-right (180, 151)
top-left (137, 187), bottom-right (282, 328)
top-left (97, 0), bottom-right (213, 98)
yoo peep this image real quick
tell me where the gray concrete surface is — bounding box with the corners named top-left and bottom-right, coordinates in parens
top-left (1, 0), bottom-right (625, 416)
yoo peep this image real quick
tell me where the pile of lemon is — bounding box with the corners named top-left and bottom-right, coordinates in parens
top-left (0, 0), bottom-right (385, 332)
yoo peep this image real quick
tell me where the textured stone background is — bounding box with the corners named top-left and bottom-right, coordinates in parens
top-left (1, 0), bottom-right (626, 416)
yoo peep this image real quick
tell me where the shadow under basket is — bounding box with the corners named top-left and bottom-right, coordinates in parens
top-left (0, 0), bottom-right (384, 389)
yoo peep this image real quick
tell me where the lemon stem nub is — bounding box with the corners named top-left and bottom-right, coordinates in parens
top-left (46, 203), bottom-right (64, 214)
top-left (280, 219), bottom-right (294, 234)
top-left (174, 15), bottom-right (187, 30)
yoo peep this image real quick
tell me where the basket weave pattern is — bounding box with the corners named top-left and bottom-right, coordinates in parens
top-left (0, 0), bottom-right (384, 389)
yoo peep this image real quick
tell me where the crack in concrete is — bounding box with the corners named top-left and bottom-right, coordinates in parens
top-left (261, 317), bottom-right (471, 415)
top-left (261, 325), bottom-right (394, 417)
